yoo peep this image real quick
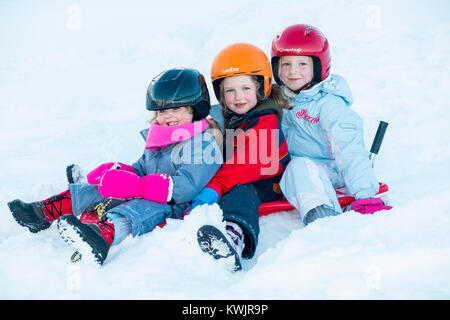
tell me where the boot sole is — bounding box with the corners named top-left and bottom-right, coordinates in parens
top-left (57, 215), bottom-right (109, 265)
top-left (7, 200), bottom-right (51, 233)
top-left (197, 225), bottom-right (242, 272)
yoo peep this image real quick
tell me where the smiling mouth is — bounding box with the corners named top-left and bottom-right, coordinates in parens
top-left (167, 121), bottom-right (179, 126)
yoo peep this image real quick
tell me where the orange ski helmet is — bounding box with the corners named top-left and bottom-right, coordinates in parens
top-left (210, 43), bottom-right (272, 101)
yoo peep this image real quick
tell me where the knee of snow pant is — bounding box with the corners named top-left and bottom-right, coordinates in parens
top-left (106, 199), bottom-right (172, 237)
top-left (279, 157), bottom-right (342, 223)
top-left (218, 184), bottom-right (261, 259)
top-left (69, 183), bottom-right (107, 216)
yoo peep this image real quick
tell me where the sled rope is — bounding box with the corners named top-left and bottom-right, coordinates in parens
top-left (70, 198), bottom-right (114, 263)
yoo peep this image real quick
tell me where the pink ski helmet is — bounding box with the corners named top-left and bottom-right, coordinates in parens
top-left (271, 24), bottom-right (331, 84)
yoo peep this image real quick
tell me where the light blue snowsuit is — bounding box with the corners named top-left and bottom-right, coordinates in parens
top-left (69, 127), bottom-right (222, 245)
top-left (279, 74), bottom-right (379, 223)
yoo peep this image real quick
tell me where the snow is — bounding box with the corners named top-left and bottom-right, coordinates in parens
top-left (1, 0), bottom-right (450, 300)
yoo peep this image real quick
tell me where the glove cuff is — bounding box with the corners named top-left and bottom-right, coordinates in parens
top-left (140, 174), bottom-right (174, 203)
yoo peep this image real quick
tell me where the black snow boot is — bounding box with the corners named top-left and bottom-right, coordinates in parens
top-left (8, 190), bottom-right (73, 233)
top-left (7, 200), bottom-right (51, 233)
top-left (66, 164), bottom-right (85, 184)
top-left (197, 224), bottom-right (243, 272)
top-left (57, 214), bottom-right (114, 265)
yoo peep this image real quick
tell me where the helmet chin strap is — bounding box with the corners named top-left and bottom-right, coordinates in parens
top-left (292, 80), bottom-right (316, 94)
top-left (283, 80), bottom-right (316, 96)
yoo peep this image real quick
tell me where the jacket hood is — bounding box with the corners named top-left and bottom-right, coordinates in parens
top-left (293, 74), bottom-right (354, 106)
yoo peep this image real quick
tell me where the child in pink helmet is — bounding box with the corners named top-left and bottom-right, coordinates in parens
top-left (271, 24), bottom-right (391, 225)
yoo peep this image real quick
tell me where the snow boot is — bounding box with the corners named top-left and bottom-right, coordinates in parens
top-left (66, 164), bottom-right (85, 184)
top-left (7, 190), bottom-right (73, 233)
top-left (7, 200), bottom-right (51, 233)
top-left (197, 222), bottom-right (245, 272)
top-left (57, 214), bottom-right (115, 265)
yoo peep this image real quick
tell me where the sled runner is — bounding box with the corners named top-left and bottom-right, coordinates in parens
top-left (258, 182), bottom-right (389, 217)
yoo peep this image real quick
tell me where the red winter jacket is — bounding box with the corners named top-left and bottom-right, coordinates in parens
top-left (206, 99), bottom-right (290, 197)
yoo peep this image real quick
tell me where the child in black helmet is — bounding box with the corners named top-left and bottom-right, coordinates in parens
top-left (8, 68), bottom-right (223, 265)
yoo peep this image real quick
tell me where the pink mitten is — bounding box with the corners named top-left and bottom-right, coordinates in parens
top-left (351, 198), bottom-right (392, 214)
top-left (98, 169), bottom-right (173, 203)
top-left (87, 162), bottom-right (136, 185)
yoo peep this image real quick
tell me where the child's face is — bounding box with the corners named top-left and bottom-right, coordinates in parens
top-left (156, 106), bottom-right (193, 126)
top-left (279, 55), bottom-right (314, 91)
top-left (222, 75), bottom-right (258, 115)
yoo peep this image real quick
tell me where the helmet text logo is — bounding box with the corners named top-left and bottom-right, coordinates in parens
top-left (279, 48), bottom-right (302, 54)
top-left (222, 67), bottom-right (240, 74)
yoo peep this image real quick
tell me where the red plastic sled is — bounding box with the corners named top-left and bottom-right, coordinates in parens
top-left (259, 182), bottom-right (389, 217)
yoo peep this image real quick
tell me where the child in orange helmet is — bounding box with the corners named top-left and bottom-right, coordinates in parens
top-left (189, 43), bottom-right (290, 271)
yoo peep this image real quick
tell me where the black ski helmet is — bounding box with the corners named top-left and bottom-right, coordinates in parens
top-left (146, 68), bottom-right (211, 121)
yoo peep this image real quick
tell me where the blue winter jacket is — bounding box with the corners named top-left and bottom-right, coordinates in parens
top-left (132, 126), bottom-right (223, 204)
top-left (68, 125), bottom-right (223, 239)
top-left (281, 74), bottom-right (379, 199)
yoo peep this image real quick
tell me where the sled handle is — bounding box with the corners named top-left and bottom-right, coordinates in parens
top-left (369, 121), bottom-right (389, 165)
top-left (370, 121), bottom-right (389, 155)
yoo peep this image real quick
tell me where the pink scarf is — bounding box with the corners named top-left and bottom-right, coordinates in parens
top-left (145, 119), bottom-right (209, 150)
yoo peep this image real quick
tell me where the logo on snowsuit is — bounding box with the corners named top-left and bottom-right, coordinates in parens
top-left (296, 109), bottom-right (320, 124)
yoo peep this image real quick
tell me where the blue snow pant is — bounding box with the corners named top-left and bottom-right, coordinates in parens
top-left (69, 183), bottom-right (187, 246)
top-left (279, 156), bottom-right (343, 224)
top-left (219, 180), bottom-right (283, 259)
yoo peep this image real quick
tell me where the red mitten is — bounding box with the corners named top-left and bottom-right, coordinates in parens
top-left (98, 169), bottom-right (173, 203)
top-left (87, 162), bottom-right (136, 185)
top-left (351, 198), bottom-right (392, 214)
